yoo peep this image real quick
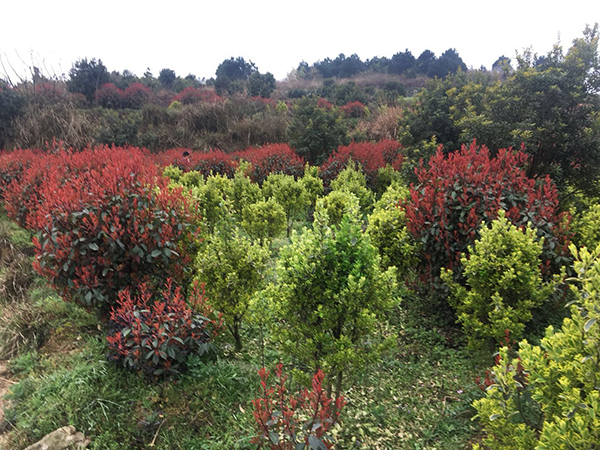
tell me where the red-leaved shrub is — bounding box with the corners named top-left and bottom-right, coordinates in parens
top-left (316, 98), bottom-right (333, 111)
top-left (153, 148), bottom-right (238, 178)
top-left (404, 141), bottom-right (570, 292)
top-left (0, 148), bottom-right (43, 200)
top-left (122, 83), bottom-right (153, 109)
top-left (22, 146), bottom-right (199, 311)
top-left (107, 279), bottom-right (223, 376)
top-left (252, 363), bottom-right (346, 449)
top-left (233, 144), bottom-right (305, 184)
top-left (172, 87), bottom-right (222, 105)
top-left (340, 101), bottom-right (366, 118)
top-left (320, 140), bottom-right (404, 190)
top-left (96, 83), bottom-right (123, 109)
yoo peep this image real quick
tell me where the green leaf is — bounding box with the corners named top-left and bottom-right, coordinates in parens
top-left (489, 414), bottom-right (501, 421)
top-left (88, 243), bottom-right (99, 251)
top-left (151, 249), bottom-right (162, 258)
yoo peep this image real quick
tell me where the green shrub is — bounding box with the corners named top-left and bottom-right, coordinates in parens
top-left (299, 164), bottom-right (324, 210)
top-left (473, 244), bottom-right (600, 449)
top-left (196, 226), bottom-right (269, 350)
top-left (262, 173), bottom-right (310, 236)
top-left (366, 184), bottom-right (417, 276)
top-left (267, 213), bottom-right (397, 395)
top-left (241, 198), bottom-right (286, 244)
top-left (180, 170), bottom-right (204, 188)
top-left (442, 211), bottom-right (555, 350)
top-left (330, 161), bottom-right (374, 212)
top-left (231, 162), bottom-right (262, 220)
top-left (572, 203), bottom-right (600, 250)
top-left (315, 190), bottom-right (360, 228)
top-left (193, 174), bottom-right (233, 233)
top-left (163, 165), bottom-right (183, 182)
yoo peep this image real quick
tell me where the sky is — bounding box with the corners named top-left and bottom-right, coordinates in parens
top-left (1, 0), bottom-right (598, 82)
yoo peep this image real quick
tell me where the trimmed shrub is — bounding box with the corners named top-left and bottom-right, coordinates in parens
top-left (441, 211), bottom-right (555, 350)
top-left (0, 149), bottom-right (42, 200)
top-left (29, 148), bottom-right (200, 311)
top-left (107, 279), bottom-right (223, 376)
top-left (267, 213), bottom-right (397, 393)
top-left (196, 226), bottom-right (269, 350)
top-left (366, 183), bottom-right (417, 276)
top-left (242, 198), bottom-right (286, 244)
top-left (340, 100), bottom-right (367, 118)
top-left (315, 190), bottom-right (360, 228)
top-left (262, 173), bottom-right (310, 236)
top-left (329, 161), bottom-right (374, 212)
top-left (473, 244), bottom-right (600, 448)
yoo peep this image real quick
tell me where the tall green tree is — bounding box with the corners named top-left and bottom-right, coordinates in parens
top-left (67, 58), bottom-right (110, 103)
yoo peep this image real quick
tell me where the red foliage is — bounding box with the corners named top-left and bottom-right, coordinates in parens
top-left (107, 279), bottom-right (223, 376)
top-left (233, 144), bottom-right (305, 184)
top-left (316, 98), bottom-right (333, 111)
top-left (404, 141), bottom-right (570, 290)
top-left (96, 83), bottom-right (123, 108)
top-left (4, 145), bottom-right (200, 311)
top-left (153, 148), bottom-right (238, 178)
top-left (251, 96), bottom-right (277, 108)
top-left (320, 140), bottom-right (404, 189)
top-left (340, 101), bottom-right (366, 118)
top-left (252, 363), bottom-right (346, 449)
top-left (122, 83), bottom-right (153, 109)
top-left (33, 83), bottom-right (66, 104)
top-left (0, 148), bottom-right (43, 200)
top-left (172, 87), bottom-right (222, 105)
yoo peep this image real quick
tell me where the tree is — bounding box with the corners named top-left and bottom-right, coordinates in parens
top-left (247, 71), bottom-right (276, 98)
top-left (158, 68), bottom-right (177, 88)
top-left (428, 48), bottom-right (467, 78)
top-left (67, 58), bottom-right (110, 103)
top-left (214, 56), bottom-right (257, 95)
top-left (389, 50), bottom-right (416, 75)
top-left (287, 98), bottom-right (349, 165)
top-left (416, 50), bottom-right (436, 75)
top-left (491, 55), bottom-right (512, 74)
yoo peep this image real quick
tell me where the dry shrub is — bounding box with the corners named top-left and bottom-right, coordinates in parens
top-left (11, 102), bottom-right (97, 149)
top-left (364, 107), bottom-right (404, 141)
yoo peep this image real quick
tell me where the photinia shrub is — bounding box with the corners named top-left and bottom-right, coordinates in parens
top-left (96, 83), bottom-right (123, 109)
top-left (29, 147), bottom-right (200, 311)
top-left (340, 100), bottom-right (367, 118)
top-left (320, 140), bottom-right (404, 191)
top-left (404, 141), bottom-right (570, 299)
top-left (252, 363), bottom-right (346, 449)
top-left (122, 83), bottom-right (153, 109)
top-left (172, 87), bottom-right (222, 105)
top-left (0, 148), bottom-right (43, 200)
top-left (233, 144), bottom-right (305, 185)
top-left (107, 279), bottom-right (223, 376)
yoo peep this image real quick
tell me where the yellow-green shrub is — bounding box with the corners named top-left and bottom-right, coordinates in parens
top-left (196, 226), bottom-right (269, 350)
top-left (330, 161), bottom-right (374, 212)
top-left (571, 203), bottom-right (600, 250)
top-left (442, 211), bottom-right (554, 350)
top-left (315, 190), bottom-right (360, 228)
top-left (241, 198), bottom-right (286, 244)
top-left (366, 184), bottom-right (417, 276)
top-left (473, 244), bottom-right (600, 449)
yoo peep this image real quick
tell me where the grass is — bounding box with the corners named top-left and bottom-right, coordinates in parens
top-left (0, 210), bottom-right (488, 449)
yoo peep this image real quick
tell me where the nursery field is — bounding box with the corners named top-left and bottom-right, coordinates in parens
top-left (0, 137), bottom-right (598, 449)
top-left (0, 25), bottom-right (599, 449)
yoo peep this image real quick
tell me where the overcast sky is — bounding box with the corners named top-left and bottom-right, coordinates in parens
top-left (1, 0), bottom-right (598, 82)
